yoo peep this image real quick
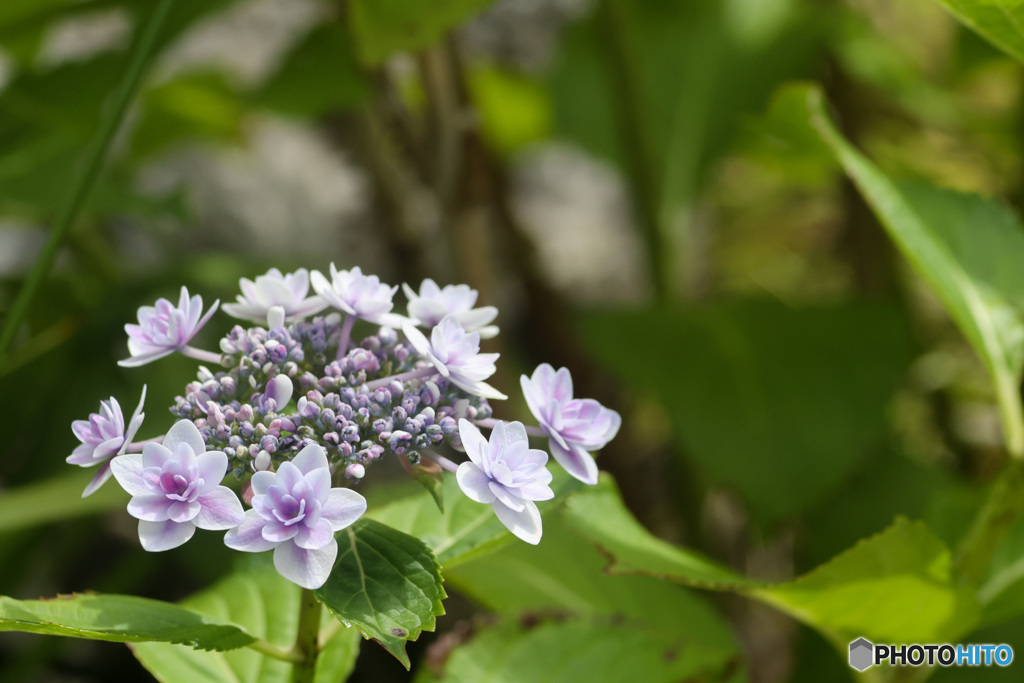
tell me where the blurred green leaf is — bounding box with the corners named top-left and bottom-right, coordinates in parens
top-left (468, 65), bottom-right (551, 156)
top-left (0, 470), bottom-right (127, 535)
top-left (367, 470), bottom-right (581, 568)
top-left (579, 299), bottom-right (913, 521)
top-left (552, 0), bottom-right (820, 246)
top-left (779, 83), bottom-right (1024, 456)
top-left (421, 616), bottom-right (736, 683)
top-left (253, 23), bottom-right (368, 118)
top-left (348, 0), bottom-right (494, 66)
top-left (0, 593), bottom-right (254, 651)
top-left (316, 518), bottom-right (446, 669)
top-left (131, 72), bottom-right (244, 159)
top-left (931, 0), bottom-right (1024, 64)
top-left (133, 556), bottom-right (360, 682)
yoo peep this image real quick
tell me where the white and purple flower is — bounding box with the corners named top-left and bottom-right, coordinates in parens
top-left (224, 443), bottom-right (367, 589)
top-left (67, 386), bottom-right (147, 497)
top-left (311, 264), bottom-right (400, 326)
top-left (222, 267), bottom-right (326, 327)
top-left (110, 420), bottom-right (245, 551)
top-left (520, 364), bottom-right (620, 485)
top-left (402, 316), bottom-right (506, 400)
top-left (456, 419), bottom-right (553, 545)
top-left (119, 287), bottom-right (219, 367)
top-left (402, 279), bottom-right (498, 339)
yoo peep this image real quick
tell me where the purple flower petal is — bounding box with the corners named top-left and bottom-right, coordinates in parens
top-left (291, 443), bottom-right (328, 475)
top-left (195, 451), bottom-right (229, 493)
top-left (491, 500), bottom-right (542, 545)
top-left (456, 462), bottom-right (497, 504)
top-left (263, 519), bottom-right (300, 543)
top-left (488, 482), bottom-right (525, 512)
top-left (549, 440), bottom-right (599, 486)
top-left (110, 454), bottom-right (150, 497)
top-left (81, 463), bottom-right (113, 498)
top-left (127, 494), bottom-right (173, 521)
top-left (194, 487), bottom-right (245, 530)
top-left (162, 420), bottom-right (207, 459)
top-left (224, 510), bottom-right (278, 552)
top-left (138, 519), bottom-right (196, 552)
top-left (274, 539), bottom-right (338, 590)
top-left (320, 489), bottom-right (367, 531)
top-left (294, 518), bottom-right (335, 550)
top-left (251, 471), bottom-right (275, 496)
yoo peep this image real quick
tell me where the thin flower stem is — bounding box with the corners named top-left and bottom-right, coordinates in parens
top-left (364, 366), bottom-right (438, 391)
top-left (335, 315), bottom-right (356, 361)
top-left (0, 0), bottom-right (176, 365)
top-left (290, 588), bottom-right (321, 683)
top-left (246, 638), bottom-right (303, 663)
top-left (125, 436), bottom-right (162, 451)
top-left (180, 346), bottom-right (223, 365)
top-left (474, 417), bottom-right (546, 437)
top-left (422, 449), bottom-right (460, 474)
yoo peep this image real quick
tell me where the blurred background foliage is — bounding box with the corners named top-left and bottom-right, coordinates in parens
top-left (4, 0), bottom-right (1024, 680)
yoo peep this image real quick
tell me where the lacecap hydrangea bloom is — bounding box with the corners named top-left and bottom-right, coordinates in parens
top-left (72, 266), bottom-right (620, 589)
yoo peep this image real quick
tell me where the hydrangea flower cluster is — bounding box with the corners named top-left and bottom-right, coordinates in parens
top-left (68, 265), bottom-right (621, 588)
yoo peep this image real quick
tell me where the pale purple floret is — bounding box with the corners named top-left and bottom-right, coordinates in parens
top-left (310, 264), bottom-right (401, 326)
top-left (520, 364), bottom-right (621, 486)
top-left (402, 316), bottom-right (507, 400)
top-left (222, 267), bottom-right (326, 327)
top-left (224, 443), bottom-right (367, 589)
top-left (110, 420), bottom-right (244, 551)
top-left (67, 386), bottom-right (147, 498)
top-left (402, 279), bottom-right (499, 339)
top-left (456, 419), bottom-right (553, 545)
top-left (119, 287), bottom-right (220, 367)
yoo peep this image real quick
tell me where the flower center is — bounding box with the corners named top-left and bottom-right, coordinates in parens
top-left (272, 495), bottom-right (307, 526)
top-left (161, 472), bottom-right (198, 501)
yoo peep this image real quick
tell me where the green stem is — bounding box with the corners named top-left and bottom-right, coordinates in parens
top-left (0, 0), bottom-right (176, 364)
top-left (953, 459), bottom-right (1024, 585)
top-left (290, 588), bottom-right (322, 683)
top-left (247, 638), bottom-right (303, 663)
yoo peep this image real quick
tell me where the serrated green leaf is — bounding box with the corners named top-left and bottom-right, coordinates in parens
top-left (132, 556), bottom-right (360, 683)
top-left (560, 479), bottom-right (980, 646)
top-left (562, 477), bottom-right (754, 590)
top-left (368, 470), bottom-right (582, 567)
top-left (348, 0), bottom-right (494, 65)
top-left (779, 83), bottom-right (1024, 457)
top-left (758, 518), bottom-right (981, 644)
top-left (931, 0), bottom-right (1024, 64)
top-left (316, 518), bottom-right (446, 669)
top-left (0, 593), bottom-right (254, 651)
top-left (424, 616), bottom-right (737, 683)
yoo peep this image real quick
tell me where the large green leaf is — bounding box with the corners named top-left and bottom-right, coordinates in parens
top-left (367, 470), bottom-right (581, 568)
top-left (579, 299), bottom-right (912, 521)
top-left (444, 490), bottom-right (743, 678)
top-left (316, 518), bottom-right (446, 669)
top-left (420, 616), bottom-right (736, 683)
top-left (348, 0), bottom-right (494, 65)
top-left (561, 479), bottom-right (980, 647)
top-left (931, 0), bottom-right (1024, 64)
top-left (132, 556), bottom-right (360, 683)
top-left (777, 83), bottom-right (1024, 457)
top-left (0, 593), bottom-right (253, 651)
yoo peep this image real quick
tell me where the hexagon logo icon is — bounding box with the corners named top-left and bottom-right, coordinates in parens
top-left (849, 638), bottom-right (874, 671)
